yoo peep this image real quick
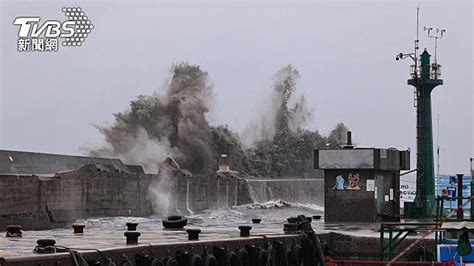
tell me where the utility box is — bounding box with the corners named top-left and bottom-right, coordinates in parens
top-left (314, 147), bottom-right (410, 223)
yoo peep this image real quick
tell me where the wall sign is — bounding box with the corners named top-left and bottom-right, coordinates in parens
top-left (366, 179), bottom-right (374, 192)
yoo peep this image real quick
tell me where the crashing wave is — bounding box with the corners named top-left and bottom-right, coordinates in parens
top-left (239, 199), bottom-right (324, 211)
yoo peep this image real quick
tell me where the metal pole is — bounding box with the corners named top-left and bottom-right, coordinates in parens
top-left (436, 113), bottom-right (440, 196)
top-left (471, 181), bottom-right (473, 220)
top-left (380, 224), bottom-right (384, 261)
top-left (457, 173), bottom-right (464, 221)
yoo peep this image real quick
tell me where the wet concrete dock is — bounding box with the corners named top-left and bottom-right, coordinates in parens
top-left (0, 218), bottom-right (309, 265)
top-left (0, 216), bottom-right (437, 265)
top-left (0, 225), bottom-right (291, 258)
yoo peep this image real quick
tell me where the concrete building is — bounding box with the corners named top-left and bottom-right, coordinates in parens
top-left (314, 136), bottom-right (410, 222)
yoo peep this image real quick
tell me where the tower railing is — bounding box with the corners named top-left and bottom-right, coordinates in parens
top-left (410, 65), bottom-right (420, 79)
top-left (431, 63), bottom-right (442, 79)
top-left (410, 64), bottom-right (442, 80)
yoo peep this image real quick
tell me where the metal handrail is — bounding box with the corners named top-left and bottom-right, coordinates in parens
top-left (409, 64), bottom-right (442, 79)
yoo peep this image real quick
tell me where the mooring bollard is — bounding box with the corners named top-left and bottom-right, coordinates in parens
top-left (126, 221), bottom-right (138, 231)
top-left (6, 225), bottom-right (22, 238)
top-left (72, 223), bottom-right (85, 234)
top-left (34, 239), bottom-right (56, 254)
top-left (251, 219), bottom-right (261, 224)
top-left (186, 229), bottom-right (201, 240)
top-left (238, 226), bottom-right (252, 237)
top-left (124, 231), bottom-right (141, 245)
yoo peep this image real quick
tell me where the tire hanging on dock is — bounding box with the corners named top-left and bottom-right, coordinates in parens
top-left (256, 247), bottom-right (269, 266)
top-left (287, 246), bottom-right (300, 266)
top-left (246, 245), bottom-right (258, 266)
top-left (273, 241), bottom-right (287, 266)
top-left (213, 246), bottom-right (227, 265)
top-left (203, 254), bottom-right (217, 266)
top-left (191, 254), bottom-right (204, 266)
top-left (136, 254), bottom-right (164, 266)
top-left (236, 248), bottom-right (250, 266)
top-left (225, 251), bottom-right (238, 266)
top-left (163, 257), bottom-right (179, 266)
top-left (151, 258), bottom-right (164, 266)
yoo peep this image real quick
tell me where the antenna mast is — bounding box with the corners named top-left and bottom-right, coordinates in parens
top-left (424, 26), bottom-right (446, 78)
top-left (415, 5), bottom-right (420, 66)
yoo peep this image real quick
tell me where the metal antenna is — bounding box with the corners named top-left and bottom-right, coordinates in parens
top-left (424, 26), bottom-right (446, 66)
top-left (396, 6), bottom-right (421, 75)
top-left (396, 6), bottom-right (422, 106)
top-left (415, 5), bottom-right (420, 61)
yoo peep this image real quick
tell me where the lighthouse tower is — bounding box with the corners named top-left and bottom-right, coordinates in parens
top-left (404, 49), bottom-right (443, 218)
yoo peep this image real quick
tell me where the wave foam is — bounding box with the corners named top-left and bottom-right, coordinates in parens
top-left (238, 199), bottom-right (324, 212)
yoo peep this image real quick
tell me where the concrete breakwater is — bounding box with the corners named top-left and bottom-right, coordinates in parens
top-left (171, 175), bottom-right (254, 213)
top-left (0, 150), bottom-right (324, 230)
top-left (0, 165), bottom-right (154, 230)
top-left (0, 169), bottom-right (253, 230)
top-left (172, 177), bottom-right (324, 213)
top-left (246, 179), bottom-right (324, 204)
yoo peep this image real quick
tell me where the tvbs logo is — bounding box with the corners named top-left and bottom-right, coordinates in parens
top-left (14, 7), bottom-right (94, 52)
top-left (14, 18), bottom-right (76, 38)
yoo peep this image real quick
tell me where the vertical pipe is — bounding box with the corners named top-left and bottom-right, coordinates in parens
top-left (186, 179), bottom-right (193, 215)
top-left (380, 224), bottom-right (384, 261)
top-left (216, 178), bottom-right (220, 208)
top-left (441, 198), bottom-right (444, 219)
top-left (388, 229), bottom-right (393, 259)
top-left (457, 173), bottom-right (464, 221)
top-left (234, 180), bottom-right (238, 207)
top-left (435, 197), bottom-right (440, 222)
top-left (471, 181), bottom-right (474, 220)
top-left (226, 182), bottom-right (229, 208)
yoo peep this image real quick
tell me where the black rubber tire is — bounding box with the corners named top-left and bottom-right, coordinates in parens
top-left (191, 254), bottom-right (204, 266)
top-left (204, 254), bottom-right (217, 266)
top-left (273, 241), bottom-right (287, 266)
top-left (151, 258), bottom-right (164, 266)
top-left (236, 248), bottom-right (249, 266)
top-left (225, 251), bottom-right (238, 266)
top-left (163, 258), bottom-right (178, 266)
top-left (213, 246), bottom-right (226, 265)
top-left (256, 248), bottom-right (268, 266)
top-left (246, 245), bottom-right (258, 266)
top-left (162, 215), bottom-right (188, 229)
top-left (287, 247), bottom-right (300, 266)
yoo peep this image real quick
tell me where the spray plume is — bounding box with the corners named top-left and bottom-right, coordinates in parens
top-left (89, 63), bottom-right (348, 176)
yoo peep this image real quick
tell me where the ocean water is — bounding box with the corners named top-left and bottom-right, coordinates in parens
top-left (77, 200), bottom-right (325, 232)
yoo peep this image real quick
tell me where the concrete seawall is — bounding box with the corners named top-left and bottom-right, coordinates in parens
top-left (0, 164), bottom-right (154, 230)
top-left (0, 171), bottom-right (323, 230)
top-left (174, 176), bottom-right (253, 212)
top-left (0, 150), bottom-right (324, 230)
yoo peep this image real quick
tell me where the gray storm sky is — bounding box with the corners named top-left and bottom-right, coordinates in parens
top-left (0, 0), bottom-right (472, 175)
